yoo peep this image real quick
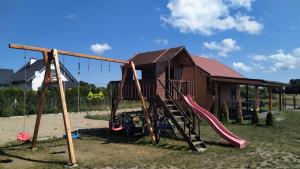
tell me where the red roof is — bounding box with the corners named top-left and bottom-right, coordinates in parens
top-left (192, 56), bottom-right (245, 78)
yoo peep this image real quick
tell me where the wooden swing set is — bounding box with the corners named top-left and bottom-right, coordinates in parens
top-left (9, 43), bottom-right (156, 167)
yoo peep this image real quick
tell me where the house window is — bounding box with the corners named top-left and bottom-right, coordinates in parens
top-left (231, 87), bottom-right (237, 100)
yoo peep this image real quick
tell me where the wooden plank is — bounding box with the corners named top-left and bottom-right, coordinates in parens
top-left (279, 87), bottom-right (282, 111)
top-left (52, 49), bottom-right (77, 165)
top-left (130, 61), bottom-right (156, 144)
top-left (268, 87), bottom-right (272, 113)
top-left (246, 85), bottom-right (249, 112)
top-left (255, 86), bottom-right (259, 110)
top-left (31, 51), bottom-right (51, 149)
top-left (110, 67), bottom-right (128, 125)
top-left (214, 83), bottom-right (219, 117)
top-left (9, 43), bottom-right (129, 64)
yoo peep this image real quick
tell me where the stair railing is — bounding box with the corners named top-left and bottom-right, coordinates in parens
top-left (157, 79), bottom-right (199, 138)
top-left (165, 79), bottom-right (202, 137)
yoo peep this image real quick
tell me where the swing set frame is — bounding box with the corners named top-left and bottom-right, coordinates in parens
top-left (9, 43), bottom-right (156, 167)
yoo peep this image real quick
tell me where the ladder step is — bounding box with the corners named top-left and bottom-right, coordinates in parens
top-left (173, 115), bottom-right (183, 120)
top-left (166, 104), bottom-right (175, 107)
top-left (170, 110), bottom-right (180, 113)
top-left (193, 141), bottom-right (205, 146)
top-left (190, 134), bottom-right (197, 140)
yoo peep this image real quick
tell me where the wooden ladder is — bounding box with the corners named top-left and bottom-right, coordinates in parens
top-left (157, 80), bottom-right (206, 152)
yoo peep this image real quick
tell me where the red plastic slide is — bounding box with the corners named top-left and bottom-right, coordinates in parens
top-left (183, 95), bottom-right (247, 149)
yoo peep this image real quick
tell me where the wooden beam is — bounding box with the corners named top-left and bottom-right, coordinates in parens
top-left (110, 67), bottom-right (128, 126)
top-left (130, 61), bottom-right (156, 144)
top-left (9, 43), bottom-right (129, 64)
top-left (214, 83), bottom-right (219, 117)
top-left (246, 85), bottom-right (249, 112)
top-left (31, 51), bottom-right (52, 149)
top-left (268, 87), bottom-right (272, 113)
top-left (255, 86), bottom-right (259, 111)
top-left (279, 87), bottom-right (282, 111)
top-left (52, 49), bottom-right (77, 166)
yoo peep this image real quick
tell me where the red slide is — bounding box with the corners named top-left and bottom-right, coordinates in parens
top-left (183, 95), bottom-right (247, 149)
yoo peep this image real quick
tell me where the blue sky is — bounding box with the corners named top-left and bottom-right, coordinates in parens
top-left (0, 0), bottom-right (299, 86)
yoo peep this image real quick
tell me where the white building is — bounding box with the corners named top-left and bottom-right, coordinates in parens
top-left (13, 58), bottom-right (78, 91)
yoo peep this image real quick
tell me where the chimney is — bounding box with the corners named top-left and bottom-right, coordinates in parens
top-left (30, 58), bottom-right (37, 65)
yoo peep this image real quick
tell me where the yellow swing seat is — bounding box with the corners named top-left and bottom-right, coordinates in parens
top-left (87, 91), bottom-right (105, 100)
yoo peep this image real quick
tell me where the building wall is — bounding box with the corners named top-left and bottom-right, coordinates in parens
top-left (194, 68), bottom-right (213, 110)
top-left (156, 62), bottom-right (167, 98)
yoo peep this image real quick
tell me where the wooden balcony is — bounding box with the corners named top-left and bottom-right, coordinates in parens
top-left (110, 79), bottom-right (195, 100)
top-left (110, 79), bottom-right (156, 100)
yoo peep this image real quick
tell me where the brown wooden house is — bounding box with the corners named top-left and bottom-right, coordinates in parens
top-left (109, 46), bottom-right (288, 151)
top-left (111, 46), bottom-right (287, 119)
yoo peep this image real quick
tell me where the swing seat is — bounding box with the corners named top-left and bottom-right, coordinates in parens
top-left (63, 131), bottom-right (80, 139)
top-left (17, 132), bottom-right (31, 142)
top-left (111, 126), bottom-right (123, 131)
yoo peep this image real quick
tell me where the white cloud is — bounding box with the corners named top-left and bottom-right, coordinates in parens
top-left (90, 43), bottom-right (112, 54)
top-left (226, 0), bottom-right (254, 10)
top-left (161, 0), bottom-right (263, 35)
top-left (65, 14), bottom-right (76, 19)
top-left (233, 62), bottom-right (253, 72)
top-left (203, 38), bottom-right (240, 56)
top-left (234, 47), bottom-right (300, 73)
top-left (154, 38), bottom-right (168, 45)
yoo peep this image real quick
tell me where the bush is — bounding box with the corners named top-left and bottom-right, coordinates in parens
top-left (266, 112), bottom-right (274, 126)
top-left (1, 107), bottom-right (13, 117)
top-left (251, 109), bottom-right (259, 125)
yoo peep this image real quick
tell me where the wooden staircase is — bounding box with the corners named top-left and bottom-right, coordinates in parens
top-left (157, 80), bottom-right (206, 152)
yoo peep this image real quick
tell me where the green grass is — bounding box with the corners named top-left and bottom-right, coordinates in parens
top-left (1, 111), bottom-right (300, 169)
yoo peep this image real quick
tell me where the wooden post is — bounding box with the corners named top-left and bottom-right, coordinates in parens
top-left (255, 86), bottom-right (259, 110)
top-left (214, 83), bottom-right (219, 117)
top-left (279, 87), bottom-right (282, 111)
top-left (130, 61), bottom-right (156, 144)
top-left (194, 65), bottom-right (196, 99)
top-left (246, 85), bottom-right (249, 112)
top-left (110, 67), bottom-right (128, 127)
top-left (268, 87), bottom-right (272, 113)
top-left (31, 51), bottom-right (52, 149)
top-left (52, 49), bottom-right (77, 166)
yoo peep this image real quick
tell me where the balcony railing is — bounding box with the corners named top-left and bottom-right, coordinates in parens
top-left (110, 79), bottom-right (156, 100)
top-left (110, 79), bottom-right (195, 100)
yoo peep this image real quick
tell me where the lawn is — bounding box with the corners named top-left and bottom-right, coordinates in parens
top-left (0, 110), bottom-right (300, 169)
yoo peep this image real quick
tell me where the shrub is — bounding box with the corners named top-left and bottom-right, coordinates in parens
top-left (251, 108), bottom-right (259, 125)
top-left (266, 112), bottom-right (274, 126)
top-left (1, 107), bottom-right (13, 117)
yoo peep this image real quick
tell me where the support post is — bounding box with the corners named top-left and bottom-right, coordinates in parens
top-left (246, 85), bottom-right (249, 112)
top-left (266, 87), bottom-right (273, 126)
top-left (110, 67), bottom-right (128, 127)
top-left (31, 51), bottom-right (52, 149)
top-left (130, 61), bottom-right (156, 144)
top-left (52, 49), bottom-right (77, 166)
top-left (268, 87), bottom-right (272, 113)
top-left (279, 87), bottom-right (282, 111)
top-left (255, 86), bottom-right (259, 111)
top-left (253, 86), bottom-right (259, 124)
top-left (213, 83), bottom-right (219, 118)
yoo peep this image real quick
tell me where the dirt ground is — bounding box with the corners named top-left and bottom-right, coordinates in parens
top-left (0, 108), bottom-right (140, 146)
